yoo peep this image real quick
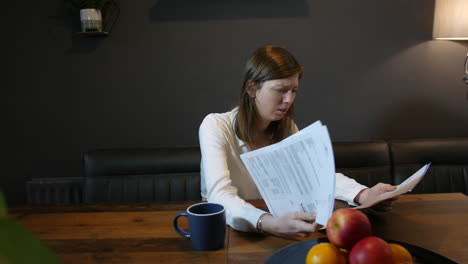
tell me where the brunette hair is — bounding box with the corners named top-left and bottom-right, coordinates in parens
top-left (235, 45), bottom-right (303, 145)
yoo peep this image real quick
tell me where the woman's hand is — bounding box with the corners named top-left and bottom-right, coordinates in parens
top-left (260, 212), bottom-right (321, 237)
top-left (355, 183), bottom-right (398, 211)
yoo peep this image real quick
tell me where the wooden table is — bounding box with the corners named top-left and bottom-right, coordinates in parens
top-left (9, 193), bottom-right (468, 264)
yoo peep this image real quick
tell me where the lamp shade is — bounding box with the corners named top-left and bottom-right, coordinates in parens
top-left (433, 0), bottom-right (468, 40)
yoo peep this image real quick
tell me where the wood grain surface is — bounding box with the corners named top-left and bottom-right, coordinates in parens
top-left (10, 193), bottom-right (468, 264)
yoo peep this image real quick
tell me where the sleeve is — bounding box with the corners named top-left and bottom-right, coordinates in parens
top-left (334, 173), bottom-right (368, 206)
top-left (199, 115), bottom-right (266, 232)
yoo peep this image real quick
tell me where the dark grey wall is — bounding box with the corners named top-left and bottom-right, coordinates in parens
top-left (4, 0), bottom-right (468, 205)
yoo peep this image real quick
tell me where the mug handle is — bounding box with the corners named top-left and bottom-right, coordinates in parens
top-left (173, 212), bottom-right (190, 238)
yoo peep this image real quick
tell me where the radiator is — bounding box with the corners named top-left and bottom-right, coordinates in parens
top-left (26, 177), bottom-right (84, 205)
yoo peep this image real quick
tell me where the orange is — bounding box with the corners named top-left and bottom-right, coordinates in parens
top-left (305, 242), bottom-right (347, 264)
top-left (389, 243), bottom-right (414, 264)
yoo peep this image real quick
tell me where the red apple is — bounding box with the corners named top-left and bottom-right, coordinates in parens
top-left (349, 236), bottom-right (393, 264)
top-left (326, 208), bottom-right (372, 249)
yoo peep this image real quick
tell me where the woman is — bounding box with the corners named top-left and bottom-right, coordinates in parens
top-left (199, 45), bottom-right (396, 237)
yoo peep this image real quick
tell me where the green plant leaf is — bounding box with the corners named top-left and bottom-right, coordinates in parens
top-left (0, 191), bottom-right (7, 218)
top-left (0, 218), bottom-right (62, 264)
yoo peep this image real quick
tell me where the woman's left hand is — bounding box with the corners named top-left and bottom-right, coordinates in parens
top-left (355, 183), bottom-right (398, 212)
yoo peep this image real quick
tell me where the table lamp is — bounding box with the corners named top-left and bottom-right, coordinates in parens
top-left (432, 0), bottom-right (468, 86)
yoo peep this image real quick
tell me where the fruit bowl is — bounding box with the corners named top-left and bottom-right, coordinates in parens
top-left (265, 238), bottom-right (456, 264)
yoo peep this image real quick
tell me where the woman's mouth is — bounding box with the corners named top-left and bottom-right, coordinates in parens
top-left (278, 108), bottom-right (288, 115)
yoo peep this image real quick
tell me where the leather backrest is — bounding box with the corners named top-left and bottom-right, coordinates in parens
top-left (83, 147), bottom-right (202, 203)
top-left (83, 147), bottom-right (201, 177)
top-left (390, 138), bottom-right (468, 194)
top-left (333, 141), bottom-right (392, 187)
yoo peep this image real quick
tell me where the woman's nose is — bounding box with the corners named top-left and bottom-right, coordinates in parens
top-left (283, 91), bottom-right (295, 103)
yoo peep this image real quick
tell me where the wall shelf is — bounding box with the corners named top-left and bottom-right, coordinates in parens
top-left (78, 31), bottom-right (110, 36)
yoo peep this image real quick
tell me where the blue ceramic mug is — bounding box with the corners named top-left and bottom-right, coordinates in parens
top-left (173, 202), bottom-right (226, 250)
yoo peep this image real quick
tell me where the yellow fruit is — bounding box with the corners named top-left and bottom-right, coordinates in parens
top-left (389, 243), bottom-right (414, 264)
top-left (305, 242), bottom-right (347, 264)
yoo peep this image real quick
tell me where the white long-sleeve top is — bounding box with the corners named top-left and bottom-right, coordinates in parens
top-left (199, 108), bottom-right (367, 232)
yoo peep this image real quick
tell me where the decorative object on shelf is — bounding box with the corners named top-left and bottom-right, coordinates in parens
top-left (80, 8), bottom-right (103, 32)
top-left (66, 0), bottom-right (120, 36)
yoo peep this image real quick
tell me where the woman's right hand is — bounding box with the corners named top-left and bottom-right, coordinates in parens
top-left (260, 212), bottom-right (321, 237)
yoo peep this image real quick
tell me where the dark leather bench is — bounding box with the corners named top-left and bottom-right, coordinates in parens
top-left (390, 138), bottom-right (468, 194)
top-left (27, 138), bottom-right (468, 205)
top-left (333, 141), bottom-right (392, 187)
top-left (82, 147), bottom-right (201, 203)
top-left (82, 142), bottom-right (395, 203)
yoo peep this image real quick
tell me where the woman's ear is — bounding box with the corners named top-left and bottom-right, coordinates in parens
top-left (246, 80), bottom-right (257, 98)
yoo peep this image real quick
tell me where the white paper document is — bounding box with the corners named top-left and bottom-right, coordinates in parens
top-left (240, 120), bottom-right (432, 225)
top-left (354, 163), bottom-right (431, 209)
top-left (240, 121), bottom-right (335, 225)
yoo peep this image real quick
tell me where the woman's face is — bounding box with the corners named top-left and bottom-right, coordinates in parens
top-left (253, 73), bottom-right (299, 124)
